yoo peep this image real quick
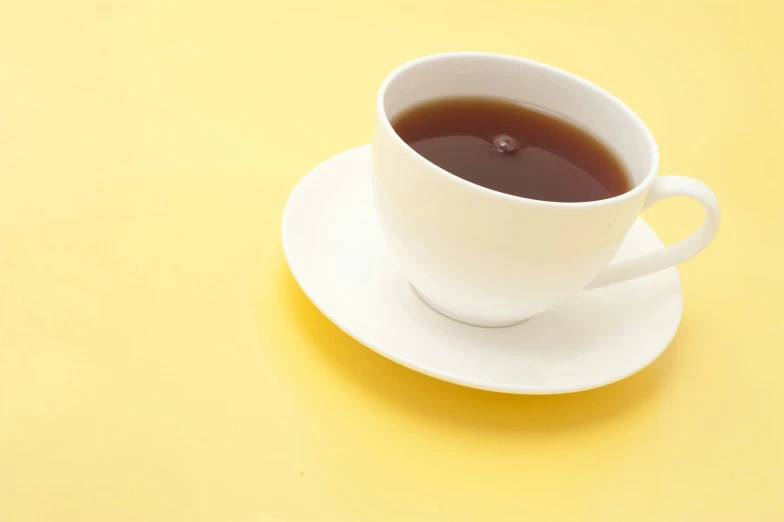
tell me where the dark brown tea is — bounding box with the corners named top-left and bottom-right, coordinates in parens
top-left (391, 97), bottom-right (631, 203)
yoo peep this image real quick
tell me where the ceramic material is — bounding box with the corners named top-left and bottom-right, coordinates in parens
top-left (373, 52), bottom-right (718, 326)
top-left (282, 146), bottom-right (683, 394)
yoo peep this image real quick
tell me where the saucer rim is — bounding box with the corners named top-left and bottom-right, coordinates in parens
top-left (282, 145), bottom-right (683, 395)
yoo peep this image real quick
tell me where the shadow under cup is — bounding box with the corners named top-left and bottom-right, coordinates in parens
top-left (372, 53), bottom-right (660, 327)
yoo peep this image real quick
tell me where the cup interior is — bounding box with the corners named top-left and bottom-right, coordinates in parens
top-left (380, 53), bottom-right (658, 188)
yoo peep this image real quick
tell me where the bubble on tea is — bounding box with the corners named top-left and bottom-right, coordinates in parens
top-left (492, 134), bottom-right (519, 154)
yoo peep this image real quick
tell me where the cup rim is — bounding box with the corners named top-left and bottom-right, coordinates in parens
top-left (377, 52), bottom-right (661, 209)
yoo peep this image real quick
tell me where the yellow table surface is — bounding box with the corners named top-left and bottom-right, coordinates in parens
top-left (1, 1), bottom-right (783, 520)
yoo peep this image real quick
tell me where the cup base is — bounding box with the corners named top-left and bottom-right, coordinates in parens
top-left (282, 144), bottom-right (683, 392)
top-left (411, 284), bottom-right (529, 328)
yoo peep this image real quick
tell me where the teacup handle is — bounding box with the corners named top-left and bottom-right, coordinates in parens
top-left (589, 176), bottom-right (720, 288)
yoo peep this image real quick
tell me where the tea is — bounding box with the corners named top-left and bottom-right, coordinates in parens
top-left (391, 97), bottom-right (631, 203)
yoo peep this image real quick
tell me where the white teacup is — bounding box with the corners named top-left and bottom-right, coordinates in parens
top-left (372, 52), bottom-right (719, 327)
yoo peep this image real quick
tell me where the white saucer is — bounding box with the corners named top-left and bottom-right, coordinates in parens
top-left (282, 145), bottom-right (683, 394)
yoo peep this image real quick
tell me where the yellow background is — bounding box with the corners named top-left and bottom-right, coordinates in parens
top-left (1, 0), bottom-right (782, 520)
